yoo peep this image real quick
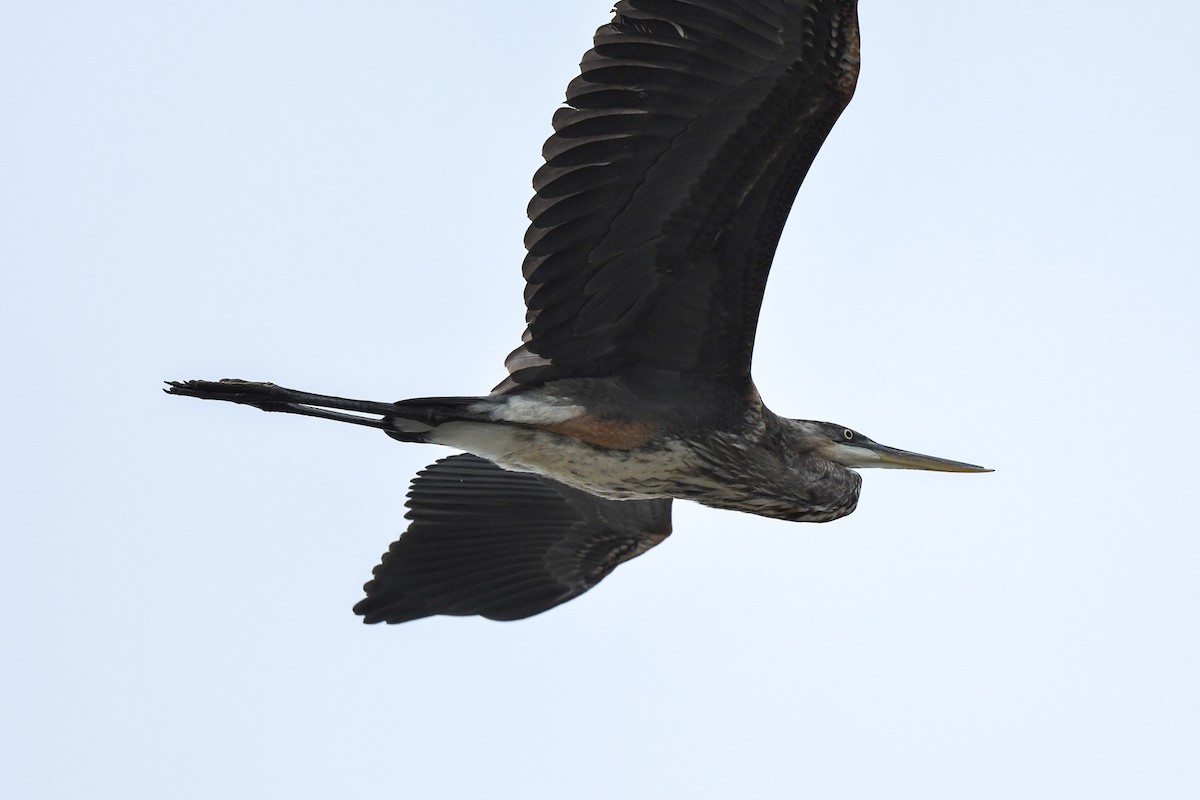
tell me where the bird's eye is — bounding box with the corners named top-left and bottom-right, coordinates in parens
top-left (842, 429), bottom-right (854, 441)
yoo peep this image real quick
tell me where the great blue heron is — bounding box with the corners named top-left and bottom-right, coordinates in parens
top-left (169, 0), bottom-right (990, 623)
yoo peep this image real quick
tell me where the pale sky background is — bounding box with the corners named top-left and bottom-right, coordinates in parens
top-left (3, 2), bottom-right (1198, 798)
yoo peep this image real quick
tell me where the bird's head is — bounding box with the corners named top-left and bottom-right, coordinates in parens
top-left (795, 421), bottom-right (992, 473)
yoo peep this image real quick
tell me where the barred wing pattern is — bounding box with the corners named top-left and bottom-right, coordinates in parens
top-left (354, 455), bottom-right (672, 623)
top-left (500, 0), bottom-right (860, 392)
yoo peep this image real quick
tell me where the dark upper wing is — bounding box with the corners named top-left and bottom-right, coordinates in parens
top-left (498, 0), bottom-right (860, 393)
top-left (353, 454), bottom-right (672, 623)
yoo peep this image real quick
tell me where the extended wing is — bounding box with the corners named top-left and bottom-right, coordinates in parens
top-left (354, 454), bottom-right (672, 623)
top-left (499, 0), bottom-right (860, 393)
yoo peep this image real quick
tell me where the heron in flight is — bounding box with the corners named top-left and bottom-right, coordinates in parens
top-left (170, 0), bottom-right (989, 623)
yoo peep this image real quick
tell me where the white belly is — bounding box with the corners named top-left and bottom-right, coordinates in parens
top-left (428, 421), bottom-right (692, 500)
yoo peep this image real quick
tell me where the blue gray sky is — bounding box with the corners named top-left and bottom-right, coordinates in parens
top-left (3, 2), bottom-right (1198, 798)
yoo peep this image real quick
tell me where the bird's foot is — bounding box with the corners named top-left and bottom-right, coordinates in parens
top-left (164, 378), bottom-right (290, 411)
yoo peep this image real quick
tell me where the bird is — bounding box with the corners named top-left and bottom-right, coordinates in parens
top-left (168, 0), bottom-right (990, 624)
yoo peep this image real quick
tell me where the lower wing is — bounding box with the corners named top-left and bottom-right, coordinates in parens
top-left (354, 454), bottom-right (673, 623)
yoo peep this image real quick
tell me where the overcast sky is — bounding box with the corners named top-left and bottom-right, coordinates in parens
top-left (3, 2), bottom-right (1199, 798)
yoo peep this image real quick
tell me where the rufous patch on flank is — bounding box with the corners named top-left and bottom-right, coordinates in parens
top-left (537, 415), bottom-right (657, 450)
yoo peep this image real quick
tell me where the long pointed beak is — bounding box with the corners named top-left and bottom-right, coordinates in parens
top-left (867, 442), bottom-right (992, 473)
